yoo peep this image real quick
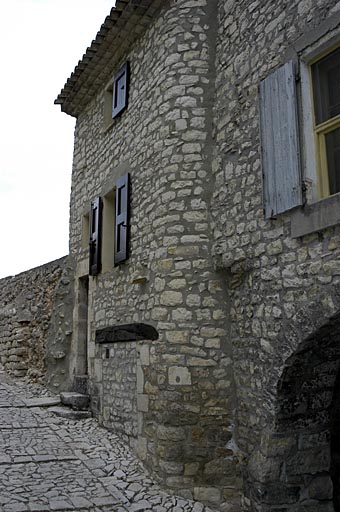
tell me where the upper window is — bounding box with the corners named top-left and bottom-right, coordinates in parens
top-left (259, 46), bottom-right (340, 219)
top-left (103, 62), bottom-right (130, 128)
top-left (311, 47), bottom-right (340, 198)
top-left (112, 62), bottom-right (129, 119)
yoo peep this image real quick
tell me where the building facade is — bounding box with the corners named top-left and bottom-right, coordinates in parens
top-left (53, 0), bottom-right (340, 510)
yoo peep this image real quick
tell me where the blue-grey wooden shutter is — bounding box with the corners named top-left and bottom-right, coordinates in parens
top-left (259, 61), bottom-right (302, 219)
top-left (89, 197), bottom-right (103, 276)
top-left (115, 173), bottom-right (130, 265)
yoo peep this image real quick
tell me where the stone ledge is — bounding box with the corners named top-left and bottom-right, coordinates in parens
top-left (291, 194), bottom-right (340, 238)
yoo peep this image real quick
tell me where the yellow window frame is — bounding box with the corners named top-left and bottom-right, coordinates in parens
top-left (314, 113), bottom-right (340, 199)
top-left (309, 42), bottom-right (340, 200)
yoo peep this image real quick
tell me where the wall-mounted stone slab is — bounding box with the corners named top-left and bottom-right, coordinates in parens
top-left (96, 323), bottom-right (159, 343)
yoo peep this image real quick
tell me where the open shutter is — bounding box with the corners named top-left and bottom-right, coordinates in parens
top-left (89, 197), bottom-right (103, 276)
top-left (115, 173), bottom-right (130, 265)
top-left (259, 61), bottom-right (302, 218)
top-left (112, 62), bottom-right (129, 119)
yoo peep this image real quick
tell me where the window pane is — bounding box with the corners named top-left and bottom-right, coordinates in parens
top-left (326, 127), bottom-right (340, 195)
top-left (117, 75), bottom-right (126, 109)
top-left (312, 46), bottom-right (340, 124)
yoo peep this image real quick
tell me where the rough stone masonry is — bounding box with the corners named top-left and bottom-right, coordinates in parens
top-left (3, 0), bottom-right (340, 511)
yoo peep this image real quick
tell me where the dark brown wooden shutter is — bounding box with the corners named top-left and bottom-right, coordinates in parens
top-left (259, 61), bottom-right (302, 218)
top-left (89, 197), bottom-right (103, 276)
top-left (112, 62), bottom-right (129, 119)
top-left (115, 173), bottom-right (130, 265)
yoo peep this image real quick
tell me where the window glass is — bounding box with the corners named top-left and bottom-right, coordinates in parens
top-left (326, 127), bottom-right (340, 195)
top-left (311, 46), bottom-right (340, 198)
top-left (312, 47), bottom-right (340, 124)
top-left (116, 75), bottom-right (126, 110)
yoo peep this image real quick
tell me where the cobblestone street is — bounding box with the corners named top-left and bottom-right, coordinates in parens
top-left (0, 370), bottom-right (217, 512)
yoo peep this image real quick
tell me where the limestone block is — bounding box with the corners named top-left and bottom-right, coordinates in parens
top-left (137, 394), bottom-right (149, 412)
top-left (194, 487), bottom-right (221, 505)
top-left (172, 308), bottom-right (193, 321)
top-left (166, 331), bottom-right (189, 343)
top-left (160, 291), bottom-right (183, 306)
top-left (156, 425), bottom-right (186, 441)
top-left (94, 358), bottom-right (103, 383)
top-left (168, 279), bottom-right (187, 290)
top-left (103, 406), bottom-right (110, 421)
top-left (137, 365), bottom-right (144, 393)
top-left (184, 462), bottom-right (200, 476)
top-left (136, 437), bottom-right (148, 461)
top-left (169, 366), bottom-right (192, 386)
top-left (151, 307), bottom-right (168, 321)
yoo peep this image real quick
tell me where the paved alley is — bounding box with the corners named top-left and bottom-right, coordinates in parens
top-left (0, 370), bottom-right (217, 512)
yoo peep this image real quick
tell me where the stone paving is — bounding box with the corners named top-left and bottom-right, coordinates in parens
top-left (0, 370), bottom-right (218, 512)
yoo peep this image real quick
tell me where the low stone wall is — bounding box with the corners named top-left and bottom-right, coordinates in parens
top-left (45, 256), bottom-right (75, 393)
top-left (99, 341), bottom-right (138, 445)
top-left (0, 258), bottom-right (66, 378)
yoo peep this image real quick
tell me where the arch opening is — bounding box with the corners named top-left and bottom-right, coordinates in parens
top-left (272, 320), bottom-right (340, 511)
top-left (246, 316), bottom-right (340, 511)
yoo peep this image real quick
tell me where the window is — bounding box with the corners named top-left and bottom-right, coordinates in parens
top-left (87, 173), bottom-right (130, 276)
top-left (311, 46), bottom-right (340, 199)
top-left (112, 62), bottom-right (129, 119)
top-left (102, 190), bottom-right (115, 273)
top-left (115, 173), bottom-right (130, 265)
top-left (260, 46), bottom-right (340, 220)
top-left (103, 62), bottom-right (130, 128)
top-left (89, 197), bottom-right (103, 276)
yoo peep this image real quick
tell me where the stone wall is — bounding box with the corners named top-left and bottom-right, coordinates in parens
top-left (45, 256), bottom-right (75, 393)
top-left (211, 0), bottom-right (340, 509)
top-left (68, 0), bottom-right (240, 508)
top-left (59, 0), bottom-right (340, 509)
top-left (0, 258), bottom-right (66, 379)
top-left (100, 341), bottom-right (138, 444)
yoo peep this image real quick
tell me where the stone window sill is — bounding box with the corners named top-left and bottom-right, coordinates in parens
top-left (291, 193), bottom-right (340, 237)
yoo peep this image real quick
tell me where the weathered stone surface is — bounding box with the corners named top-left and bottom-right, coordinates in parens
top-left (0, 258), bottom-right (65, 378)
top-left (13, 0), bottom-right (338, 511)
top-left (45, 256), bottom-right (75, 393)
top-left (61, 1), bottom-right (239, 508)
top-left (23, 397), bottom-right (61, 408)
top-left (60, 392), bottom-right (89, 411)
top-left (49, 406), bottom-right (92, 420)
top-left (0, 372), bottom-right (216, 512)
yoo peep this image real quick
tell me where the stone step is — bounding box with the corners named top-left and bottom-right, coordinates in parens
top-left (49, 406), bottom-right (92, 420)
top-left (72, 374), bottom-right (88, 395)
top-left (60, 392), bottom-right (90, 411)
top-left (23, 397), bottom-right (61, 408)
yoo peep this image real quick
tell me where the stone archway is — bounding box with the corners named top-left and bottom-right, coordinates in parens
top-left (249, 313), bottom-right (340, 511)
top-left (242, 304), bottom-right (340, 512)
top-left (331, 367), bottom-right (340, 510)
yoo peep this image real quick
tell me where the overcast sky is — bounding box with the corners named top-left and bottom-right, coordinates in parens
top-left (0, 0), bottom-right (114, 279)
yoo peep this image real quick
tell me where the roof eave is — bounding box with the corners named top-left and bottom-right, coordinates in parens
top-left (55, 0), bottom-right (164, 118)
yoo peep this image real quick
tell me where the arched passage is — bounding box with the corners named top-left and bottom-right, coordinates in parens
top-left (267, 315), bottom-right (340, 511)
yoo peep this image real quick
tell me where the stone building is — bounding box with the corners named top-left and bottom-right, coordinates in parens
top-left (52, 0), bottom-right (340, 510)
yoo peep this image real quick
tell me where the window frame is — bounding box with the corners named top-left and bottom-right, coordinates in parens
top-left (112, 62), bottom-right (129, 119)
top-left (291, 24), bottom-right (340, 237)
top-left (314, 113), bottom-right (340, 199)
top-left (310, 45), bottom-right (340, 199)
top-left (299, 38), bottom-right (340, 204)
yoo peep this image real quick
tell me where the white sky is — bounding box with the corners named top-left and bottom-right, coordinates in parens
top-left (0, 0), bottom-right (114, 279)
